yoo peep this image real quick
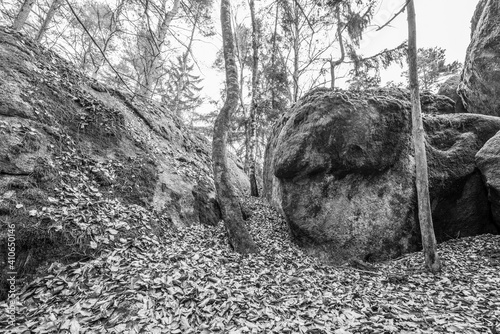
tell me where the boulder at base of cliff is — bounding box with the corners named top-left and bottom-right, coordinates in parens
top-left (458, 0), bottom-right (500, 116)
top-left (264, 88), bottom-right (500, 263)
top-left (476, 131), bottom-right (500, 230)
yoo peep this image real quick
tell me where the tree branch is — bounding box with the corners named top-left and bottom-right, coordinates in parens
top-left (294, 0), bottom-right (314, 32)
top-left (64, 0), bottom-right (138, 97)
top-left (376, 0), bottom-right (410, 31)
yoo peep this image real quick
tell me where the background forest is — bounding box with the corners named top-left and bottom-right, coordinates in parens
top-left (0, 0), bottom-right (463, 173)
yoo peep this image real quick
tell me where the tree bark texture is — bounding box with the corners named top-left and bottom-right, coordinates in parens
top-left (249, 0), bottom-right (259, 197)
top-left (92, 0), bottom-right (126, 76)
top-left (12, 0), bottom-right (36, 32)
top-left (407, 0), bottom-right (441, 273)
top-left (172, 3), bottom-right (199, 116)
top-left (330, 6), bottom-right (345, 89)
top-left (137, 0), bottom-right (180, 97)
top-left (292, 1), bottom-right (300, 102)
top-left (213, 0), bottom-right (257, 254)
top-left (36, 0), bottom-right (63, 42)
top-left (270, 3), bottom-right (279, 110)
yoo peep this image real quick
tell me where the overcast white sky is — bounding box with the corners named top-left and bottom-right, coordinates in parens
top-left (194, 0), bottom-right (480, 110)
top-left (362, 0), bottom-right (480, 85)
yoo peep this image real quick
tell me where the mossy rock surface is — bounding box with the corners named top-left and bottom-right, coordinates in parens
top-left (264, 88), bottom-right (500, 263)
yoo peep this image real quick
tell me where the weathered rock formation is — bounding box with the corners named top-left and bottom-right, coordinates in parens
top-left (0, 29), bottom-right (251, 227)
top-left (476, 132), bottom-right (500, 229)
top-left (0, 28), bottom-right (248, 297)
top-left (458, 0), bottom-right (500, 116)
top-left (263, 90), bottom-right (455, 209)
top-left (438, 75), bottom-right (460, 102)
top-left (438, 75), bottom-right (465, 113)
top-left (264, 88), bottom-right (500, 263)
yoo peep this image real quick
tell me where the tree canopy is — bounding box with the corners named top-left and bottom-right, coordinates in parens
top-left (403, 46), bottom-right (462, 91)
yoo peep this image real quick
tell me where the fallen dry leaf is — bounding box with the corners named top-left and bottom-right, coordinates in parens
top-left (0, 197), bottom-right (499, 333)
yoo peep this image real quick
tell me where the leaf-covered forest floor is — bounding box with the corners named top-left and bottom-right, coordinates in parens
top-left (1, 197), bottom-right (499, 334)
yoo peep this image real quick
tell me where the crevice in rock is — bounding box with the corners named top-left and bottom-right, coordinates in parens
top-left (0, 171), bottom-right (31, 177)
top-left (110, 89), bottom-right (164, 139)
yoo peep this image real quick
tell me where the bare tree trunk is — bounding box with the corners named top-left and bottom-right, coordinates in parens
top-left (239, 70), bottom-right (248, 173)
top-left (270, 3), bottom-right (279, 110)
top-left (36, 0), bottom-right (63, 42)
top-left (292, 1), bottom-right (300, 102)
top-left (330, 61), bottom-right (336, 89)
top-left (93, 0), bottom-right (126, 76)
top-left (407, 0), bottom-right (441, 273)
top-left (213, 0), bottom-right (257, 254)
top-left (242, 119), bottom-right (250, 173)
top-left (12, 0), bottom-right (36, 32)
top-left (330, 6), bottom-right (345, 89)
top-left (137, 0), bottom-right (180, 97)
top-left (231, 14), bottom-right (249, 172)
top-left (248, 0), bottom-right (259, 197)
top-left (172, 3), bottom-right (199, 116)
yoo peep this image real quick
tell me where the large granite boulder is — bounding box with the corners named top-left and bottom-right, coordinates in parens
top-left (262, 90), bottom-right (454, 212)
top-left (458, 0), bottom-right (500, 116)
top-left (425, 114), bottom-right (500, 240)
top-left (476, 131), bottom-right (500, 229)
top-left (264, 88), bottom-right (500, 263)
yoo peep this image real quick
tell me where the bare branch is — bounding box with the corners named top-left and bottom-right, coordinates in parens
top-left (294, 0), bottom-right (314, 32)
top-left (375, 0), bottom-right (409, 31)
top-left (64, 0), bottom-right (137, 96)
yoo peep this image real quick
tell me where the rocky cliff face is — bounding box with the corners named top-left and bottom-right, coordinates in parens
top-left (264, 88), bottom-right (500, 263)
top-left (458, 0), bottom-right (500, 116)
top-left (0, 27), bottom-right (248, 298)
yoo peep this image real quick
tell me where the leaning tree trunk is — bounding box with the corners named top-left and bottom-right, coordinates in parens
top-left (407, 0), bottom-right (441, 273)
top-left (12, 0), bottom-right (36, 32)
top-left (213, 0), bottom-right (257, 254)
top-left (248, 0), bottom-right (259, 197)
top-left (36, 0), bottom-right (63, 42)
